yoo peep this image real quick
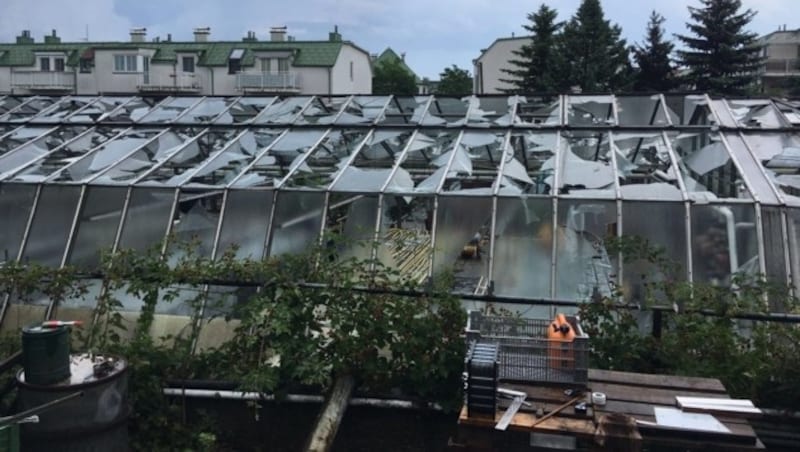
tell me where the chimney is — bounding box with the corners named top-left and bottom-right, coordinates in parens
top-left (270, 26), bottom-right (287, 42)
top-left (400, 52), bottom-right (406, 61)
top-left (44, 29), bottom-right (61, 44)
top-left (167, 33), bottom-right (172, 42)
top-left (242, 31), bottom-right (258, 42)
top-left (194, 27), bottom-right (210, 42)
top-left (329, 25), bottom-right (342, 42)
top-left (130, 28), bottom-right (147, 43)
top-left (16, 30), bottom-right (34, 44)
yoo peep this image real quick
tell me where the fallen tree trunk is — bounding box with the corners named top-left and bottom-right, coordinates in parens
top-left (304, 374), bottom-right (355, 452)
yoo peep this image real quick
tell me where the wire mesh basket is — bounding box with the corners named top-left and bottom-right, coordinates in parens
top-left (465, 311), bottom-right (589, 387)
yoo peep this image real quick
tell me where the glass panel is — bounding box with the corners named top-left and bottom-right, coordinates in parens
top-left (0, 97), bottom-right (24, 115)
top-left (0, 126), bottom-right (89, 177)
top-left (69, 96), bottom-right (132, 123)
top-left (559, 131), bottom-right (616, 198)
top-left (184, 129), bottom-right (283, 188)
top-left (34, 97), bottom-right (97, 123)
top-left (761, 207), bottom-right (787, 291)
top-left (268, 191), bottom-right (325, 256)
top-left (567, 95), bottom-right (615, 126)
top-left (317, 130), bottom-right (397, 192)
top-left (175, 97), bottom-right (236, 124)
top-left (750, 133), bottom-right (800, 204)
top-left (621, 201), bottom-right (687, 301)
top-left (252, 97), bottom-right (312, 124)
top-left (2, 97), bottom-right (57, 122)
top-left (138, 97), bottom-right (199, 123)
top-left (219, 97), bottom-right (276, 124)
top-left (613, 132), bottom-right (682, 200)
top-left (234, 130), bottom-right (327, 188)
top-left (336, 96), bottom-right (389, 124)
top-left (21, 185), bottom-right (82, 267)
top-left (376, 195), bottom-right (433, 283)
top-left (515, 96), bottom-right (560, 126)
top-left (295, 96), bottom-right (351, 125)
top-left (493, 197), bottom-right (552, 299)
top-left (167, 189), bottom-right (223, 260)
top-left (377, 96), bottom-right (430, 126)
top-left (691, 204), bottom-right (758, 285)
top-left (511, 132), bottom-right (557, 195)
top-left (0, 127), bottom-right (53, 156)
top-left (0, 183), bottom-right (37, 262)
top-left (428, 97), bottom-right (469, 126)
top-left (105, 97), bottom-right (162, 122)
top-left (616, 95), bottom-right (669, 126)
top-left (385, 130), bottom-right (460, 194)
top-left (67, 187), bottom-right (127, 269)
top-left (323, 193), bottom-right (378, 262)
top-left (787, 208), bottom-right (800, 293)
top-left (554, 200), bottom-right (617, 301)
top-left (469, 96), bottom-right (514, 126)
top-left (440, 131), bottom-right (507, 194)
top-left (671, 131), bottom-right (748, 200)
top-left (118, 188), bottom-right (174, 252)
top-left (434, 195), bottom-right (493, 294)
top-left (725, 99), bottom-right (785, 128)
top-left (216, 190), bottom-right (274, 259)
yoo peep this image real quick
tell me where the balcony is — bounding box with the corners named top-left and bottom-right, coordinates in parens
top-left (138, 73), bottom-right (202, 93)
top-left (11, 71), bottom-right (75, 92)
top-left (762, 58), bottom-right (800, 75)
top-left (236, 71), bottom-right (301, 93)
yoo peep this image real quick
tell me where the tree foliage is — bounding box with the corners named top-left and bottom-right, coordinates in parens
top-left (559, 0), bottom-right (633, 92)
top-left (373, 59), bottom-right (417, 96)
top-left (632, 11), bottom-right (678, 92)
top-left (500, 4), bottom-right (563, 93)
top-left (676, 0), bottom-right (764, 95)
top-left (436, 65), bottom-right (473, 96)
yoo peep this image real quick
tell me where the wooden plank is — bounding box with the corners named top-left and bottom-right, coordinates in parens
top-left (589, 369), bottom-right (727, 393)
top-left (458, 406), bottom-right (596, 437)
top-left (591, 382), bottom-right (729, 406)
top-left (595, 399), bottom-right (754, 426)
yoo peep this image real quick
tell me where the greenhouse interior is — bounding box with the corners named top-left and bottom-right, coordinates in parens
top-left (1, 93), bottom-right (800, 347)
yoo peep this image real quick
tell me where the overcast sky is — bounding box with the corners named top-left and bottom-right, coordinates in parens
top-left (1, 0), bottom-right (796, 79)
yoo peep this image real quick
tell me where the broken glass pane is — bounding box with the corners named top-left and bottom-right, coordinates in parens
top-left (216, 189), bottom-right (274, 259)
top-left (691, 204), bottom-right (758, 286)
top-left (67, 186), bottom-right (127, 269)
top-left (616, 95), bottom-right (669, 126)
top-left (567, 95), bottom-right (615, 126)
top-left (268, 191), bottom-right (325, 256)
top-left (375, 195), bottom-right (433, 283)
top-left (515, 96), bottom-right (560, 125)
top-left (434, 195), bottom-right (492, 294)
top-left (0, 183), bottom-right (37, 263)
top-left (21, 185), bottom-right (82, 267)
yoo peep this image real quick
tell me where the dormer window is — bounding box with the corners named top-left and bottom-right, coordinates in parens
top-left (37, 54), bottom-right (66, 72)
top-left (229, 49), bottom-right (244, 74)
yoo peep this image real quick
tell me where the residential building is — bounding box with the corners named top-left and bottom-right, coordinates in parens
top-left (372, 48), bottom-right (434, 95)
top-left (0, 26), bottom-right (372, 96)
top-left (473, 36), bottom-right (527, 94)
top-left (759, 27), bottom-right (800, 95)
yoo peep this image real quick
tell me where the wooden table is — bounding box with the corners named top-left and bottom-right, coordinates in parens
top-left (452, 369), bottom-right (764, 451)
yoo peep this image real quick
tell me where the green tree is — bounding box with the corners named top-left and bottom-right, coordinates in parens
top-left (559, 0), bottom-right (633, 92)
top-left (500, 4), bottom-right (564, 93)
top-left (436, 65), bottom-right (473, 96)
top-left (632, 11), bottom-right (678, 92)
top-left (676, 0), bottom-right (764, 95)
top-left (373, 58), bottom-right (417, 95)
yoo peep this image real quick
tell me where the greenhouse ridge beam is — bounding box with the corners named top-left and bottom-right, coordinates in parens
top-left (1, 93), bottom-right (800, 333)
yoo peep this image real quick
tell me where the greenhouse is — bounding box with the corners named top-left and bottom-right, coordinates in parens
top-left (1, 93), bottom-right (800, 340)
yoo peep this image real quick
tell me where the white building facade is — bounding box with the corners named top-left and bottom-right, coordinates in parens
top-left (473, 37), bottom-right (528, 94)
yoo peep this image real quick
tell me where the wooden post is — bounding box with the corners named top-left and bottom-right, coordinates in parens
top-left (304, 374), bottom-right (355, 452)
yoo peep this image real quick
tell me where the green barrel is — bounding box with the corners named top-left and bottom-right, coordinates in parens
top-left (21, 325), bottom-right (71, 386)
top-left (0, 424), bottom-right (19, 452)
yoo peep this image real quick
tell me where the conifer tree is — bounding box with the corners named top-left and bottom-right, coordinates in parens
top-left (500, 4), bottom-right (563, 93)
top-left (676, 0), bottom-right (763, 95)
top-left (559, 0), bottom-right (633, 92)
top-left (633, 11), bottom-right (677, 92)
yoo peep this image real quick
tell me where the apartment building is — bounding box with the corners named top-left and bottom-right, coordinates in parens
top-left (759, 27), bottom-right (800, 95)
top-left (0, 27), bottom-right (373, 96)
top-left (472, 36), bottom-right (527, 94)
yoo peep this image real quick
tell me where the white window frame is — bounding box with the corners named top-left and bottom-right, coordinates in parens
top-left (181, 55), bottom-right (195, 73)
top-left (35, 53), bottom-right (67, 72)
top-left (113, 54), bottom-right (139, 73)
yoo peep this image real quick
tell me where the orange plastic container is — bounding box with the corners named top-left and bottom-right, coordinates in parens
top-left (547, 314), bottom-right (576, 369)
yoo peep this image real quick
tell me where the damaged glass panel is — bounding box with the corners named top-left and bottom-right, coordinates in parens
top-left (117, 188), bottom-right (174, 252)
top-left (336, 96), bottom-right (389, 124)
top-left (671, 131), bottom-right (748, 200)
top-left (0, 127), bottom-right (58, 161)
top-left (376, 195), bottom-right (433, 284)
top-left (70, 96), bottom-right (132, 123)
top-left (288, 130), bottom-right (371, 191)
top-left (555, 200), bottom-right (617, 301)
top-left (252, 96), bottom-right (312, 124)
top-left (268, 191), bottom-right (325, 256)
top-left (167, 189), bottom-right (223, 260)
top-left (0, 183), bottom-right (37, 263)
top-left (508, 131), bottom-right (557, 195)
top-left (67, 186), bottom-right (127, 269)
top-left (515, 96), bottom-right (560, 126)
top-left (691, 204), bottom-right (758, 286)
top-left (724, 99), bottom-right (785, 128)
top-left (2, 97), bottom-right (57, 122)
top-left (136, 129), bottom-right (241, 186)
top-left (215, 190), bottom-right (274, 260)
top-left (105, 97), bottom-right (163, 123)
top-left (434, 195), bottom-right (493, 294)
top-left (754, 133), bottom-right (800, 203)
top-left (567, 95), bottom-right (615, 126)
top-left (220, 97), bottom-right (275, 124)
top-left (378, 96), bottom-right (430, 125)
top-left (469, 96), bottom-right (514, 126)
top-left (176, 97), bottom-right (237, 124)
top-left (49, 128), bottom-right (163, 183)
top-left (294, 96), bottom-right (351, 125)
top-left (385, 130), bottom-right (459, 194)
top-left (234, 129), bottom-right (327, 189)
top-left (0, 96), bottom-right (24, 115)
top-left (20, 184), bottom-right (82, 267)
top-left (761, 207), bottom-right (787, 292)
top-left (184, 129), bottom-right (282, 187)
top-left (326, 131), bottom-right (403, 192)
top-left (613, 132), bottom-right (682, 200)
top-left (138, 97), bottom-right (199, 123)
top-left (323, 193), bottom-right (379, 262)
top-left (440, 131), bottom-right (507, 194)
top-left (664, 94), bottom-right (714, 126)
top-left (428, 97), bottom-right (469, 126)
top-left (616, 95), bottom-right (669, 126)
top-left (7, 127), bottom-right (127, 182)
top-left (558, 131), bottom-right (616, 198)
top-left (493, 197), bottom-right (553, 300)
top-left (34, 97), bottom-right (98, 123)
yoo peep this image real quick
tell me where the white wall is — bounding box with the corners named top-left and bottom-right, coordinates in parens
top-left (298, 66), bottom-right (330, 95)
top-left (767, 43), bottom-right (800, 59)
top-left (210, 67), bottom-right (237, 95)
top-left (474, 37), bottom-right (528, 94)
top-left (93, 49), bottom-right (155, 94)
top-left (0, 67), bottom-right (10, 93)
top-left (330, 44), bottom-right (372, 95)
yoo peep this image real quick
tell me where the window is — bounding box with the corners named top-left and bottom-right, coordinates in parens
top-left (79, 58), bottom-right (92, 73)
top-left (228, 49), bottom-right (244, 74)
top-left (277, 58), bottom-right (289, 73)
top-left (349, 61), bottom-right (354, 81)
top-left (114, 54), bottom-right (138, 72)
top-left (181, 56), bottom-right (195, 73)
top-left (54, 58), bottom-right (65, 72)
top-left (260, 58), bottom-right (271, 72)
top-left (39, 57), bottom-right (50, 72)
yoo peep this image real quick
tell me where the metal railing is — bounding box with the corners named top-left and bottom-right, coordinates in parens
top-left (763, 58), bottom-right (800, 74)
top-left (137, 73), bottom-right (202, 92)
top-left (236, 71), bottom-right (301, 92)
top-left (11, 71), bottom-right (75, 90)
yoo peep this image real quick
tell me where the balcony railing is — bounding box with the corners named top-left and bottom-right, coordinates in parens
top-left (138, 73), bottom-right (202, 93)
top-left (11, 71), bottom-right (75, 91)
top-left (762, 58), bottom-right (800, 75)
top-left (236, 71), bottom-right (301, 93)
